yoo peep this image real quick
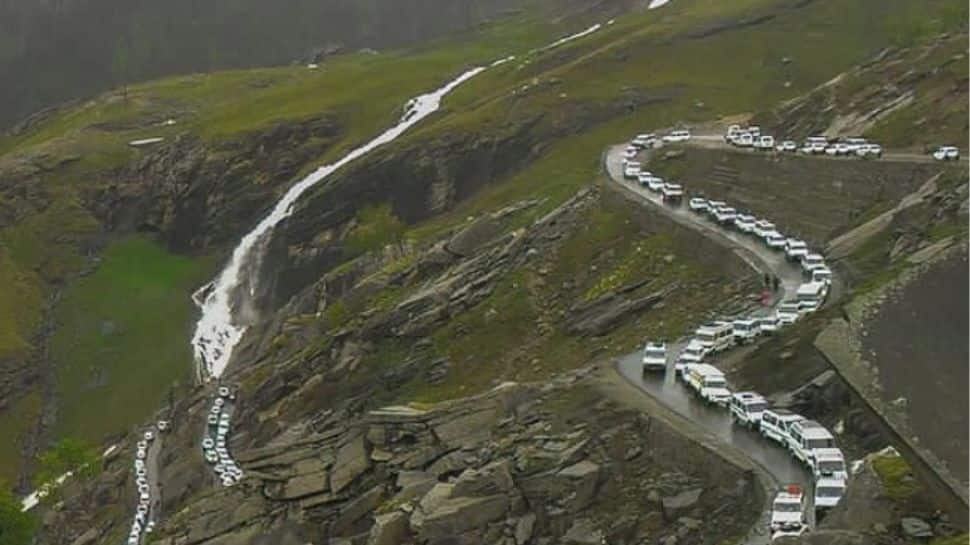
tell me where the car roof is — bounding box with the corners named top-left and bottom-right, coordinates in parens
top-left (689, 363), bottom-right (723, 375)
top-left (815, 448), bottom-right (844, 460)
top-left (815, 476), bottom-right (846, 487)
top-left (765, 408), bottom-right (802, 418)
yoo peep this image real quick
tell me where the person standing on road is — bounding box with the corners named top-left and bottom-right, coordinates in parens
top-left (772, 275), bottom-right (780, 292)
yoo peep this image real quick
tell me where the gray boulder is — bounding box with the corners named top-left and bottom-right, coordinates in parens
top-left (367, 511), bottom-right (410, 545)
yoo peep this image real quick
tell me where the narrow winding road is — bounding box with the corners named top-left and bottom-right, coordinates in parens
top-left (603, 142), bottom-right (816, 542)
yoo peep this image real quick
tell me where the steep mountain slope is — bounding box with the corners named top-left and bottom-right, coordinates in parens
top-left (0, 0), bottom-right (966, 543)
top-left (0, 0), bottom-right (633, 128)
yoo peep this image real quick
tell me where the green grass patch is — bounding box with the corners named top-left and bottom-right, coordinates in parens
top-left (48, 236), bottom-right (215, 443)
top-left (0, 392), bottom-right (44, 484)
top-left (931, 534), bottom-right (970, 545)
top-left (872, 452), bottom-right (923, 502)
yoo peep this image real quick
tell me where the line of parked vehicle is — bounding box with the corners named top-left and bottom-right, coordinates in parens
top-left (725, 125), bottom-right (884, 159)
top-left (127, 420), bottom-right (168, 545)
top-left (203, 386), bottom-right (245, 487)
top-left (621, 132), bottom-right (844, 541)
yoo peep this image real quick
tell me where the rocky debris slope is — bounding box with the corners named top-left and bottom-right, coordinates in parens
top-left (754, 32), bottom-right (968, 148)
top-left (40, 374), bottom-right (761, 545)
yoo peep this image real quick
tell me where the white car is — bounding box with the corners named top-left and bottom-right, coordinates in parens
top-left (775, 140), bottom-right (797, 152)
top-left (734, 132), bottom-right (754, 147)
top-left (770, 485), bottom-right (807, 537)
top-left (729, 392), bottom-right (768, 428)
top-left (143, 430), bottom-right (155, 441)
top-left (814, 477), bottom-right (846, 514)
top-left (202, 437), bottom-right (215, 449)
top-left (647, 176), bottom-right (666, 192)
top-left (784, 239), bottom-right (808, 262)
top-left (764, 231), bottom-right (787, 250)
top-left (787, 419), bottom-right (837, 465)
top-left (843, 137), bottom-right (868, 152)
top-left (754, 135), bottom-right (775, 150)
top-left (632, 133), bottom-right (658, 148)
top-left (661, 183), bottom-right (684, 203)
top-left (800, 253), bottom-right (825, 276)
top-left (156, 420), bottom-right (169, 432)
top-left (622, 147), bottom-right (638, 160)
top-left (776, 300), bottom-right (801, 325)
top-left (136, 449), bottom-right (147, 460)
top-left (801, 136), bottom-right (828, 154)
top-left (623, 162), bottom-right (642, 179)
top-left (713, 206), bottom-right (738, 225)
top-left (207, 414), bottom-right (219, 426)
top-left (734, 214), bottom-right (756, 233)
top-left (139, 491), bottom-right (150, 502)
top-left (662, 129), bottom-right (691, 143)
top-left (856, 143), bottom-right (882, 158)
top-left (688, 197), bottom-right (709, 213)
top-left (753, 220), bottom-right (776, 238)
top-left (137, 440), bottom-right (148, 451)
top-left (641, 341), bottom-right (667, 372)
top-left (758, 314), bottom-right (780, 335)
top-left (724, 124), bottom-right (742, 142)
top-left (747, 125), bottom-right (761, 137)
top-left (811, 266), bottom-right (833, 285)
top-left (933, 146), bottom-right (960, 160)
top-left (825, 143), bottom-right (850, 156)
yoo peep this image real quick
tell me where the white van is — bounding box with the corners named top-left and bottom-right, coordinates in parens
top-left (764, 231), bottom-right (787, 250)
top-left (734, 214), bottom-right (756, 233)
top-left (632, 133), bottom-right (658, 149)
top-left (695, 321), bottom-right (735, 354)
top-left (729, 392), bottom-right (768, 428)
top-left (813, 476), bottom-right (846, 514)
top-left (932, 146), bottom-right (960, 161)
top-left (753, 219), bottom-right (776, 239)
top-left (713, 206), bottom-right (738, 225)
top-left (770, 484), bottom-right (807, 538)
top-left (732, 317), bottom-right (760, 344)
top-left (623, 161), bottom-right (641, 179)
top-left (754, 135), bottom-right (775, 150)
top-left (796, 281), bottom-right (827, 313)
top-left (642, 341), bottom-right (667, 373)
top-left (787, 419), bottom-right (837, 466)
top-left (811, 448), bottom-right (847, 481)
top-left (759, 408), bottom-right (804, 447)
top-left (801, 136), bottom-right (828, 154)
top-left (685, 363), bottom-right (731, 405)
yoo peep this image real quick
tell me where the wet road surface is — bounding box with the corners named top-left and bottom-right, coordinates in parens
top-left (605, 142), bottom-right (818, 540)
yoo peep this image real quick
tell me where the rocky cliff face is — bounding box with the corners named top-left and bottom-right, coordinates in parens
top-left (41, 375), bottom-right (760, 545)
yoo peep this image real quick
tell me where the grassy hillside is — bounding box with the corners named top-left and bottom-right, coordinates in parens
top-left (0, 0), bottom-right (966, 485)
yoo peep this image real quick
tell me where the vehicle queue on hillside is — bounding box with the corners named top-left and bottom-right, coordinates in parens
top-left (623, 128), bottom-right (844, 540)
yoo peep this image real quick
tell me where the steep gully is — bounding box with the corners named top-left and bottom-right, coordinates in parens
top-left (604, 143), bottom-right (817, 543)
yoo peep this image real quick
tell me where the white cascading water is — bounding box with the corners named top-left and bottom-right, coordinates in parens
top-left (191, 23), bottom-right (605, 381)
top-left (191, 66), bottom-right (486, 379)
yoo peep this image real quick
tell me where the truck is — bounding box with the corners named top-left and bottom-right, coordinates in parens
top-left (759, 408), bottom-right (804, 447)
top-left (695, 321), bottom-right (735, 354)
top-left (685, 363), bottom-right (731, 406)
top-left (641, 341), bottom-right (667, 373)
top-left (729, 392), bottom-right (768, 428)
top-left (770, 484), bottom-right (808, 539)
top-left (787, 419), bottom-right (837, 466)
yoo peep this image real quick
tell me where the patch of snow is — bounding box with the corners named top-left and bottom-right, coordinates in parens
top-left (129, 137), bottom-right (165, 147)
top-left (648, 0), bottom-right (672, 9)
top-left (540, 24), bottom-right (602, 52)
top-left (22, 472), bottom-right (72, 511)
